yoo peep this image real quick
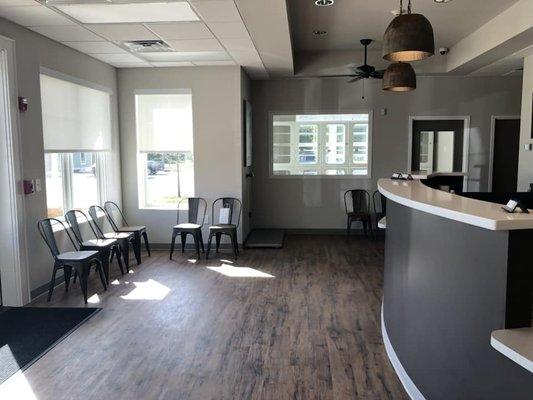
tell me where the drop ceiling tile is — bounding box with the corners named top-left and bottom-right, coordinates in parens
top-left (0, 5), bottom-right (75, 27)
top-left (209, 22), bottom-right (248, 39)
top-left (62, 41), bottom-right (127, 54)
top-left (55, 2), bottom-right (199, 24)
top-left (112, 62), bottom-right (152, 68)
top-left (90, 53), bottom-right (144, 64)
top-left (151, 62), bottom-right (195, 67)
top-left (0, 1), bottom-right (38, 5)
top-left (141, 50), bottom-right (232, 62)
top-left (193, 60), bottom-right (236, 66)
top-left (86, 24), bottom-right (158, 41)
top-left (221, 37), bottom-right (255, 51)
top-left (30, 25), bottom-right (102, 42)
top-left (189, 0), bottom-right (241, 23)
top-left (166, 39), bottom-right (222, 52)
top-left (145, 22), bottom-right (213, 40)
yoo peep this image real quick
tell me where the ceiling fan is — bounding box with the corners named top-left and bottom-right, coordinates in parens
top-left (321, 39), bottom-right (385, 82)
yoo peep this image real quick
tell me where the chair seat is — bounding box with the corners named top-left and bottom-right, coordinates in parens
top-left (58, 250), bottom-right (99, 262)
top-left (104, 232), bottom-right (132, 240)
top-left (82, 238), bottom-right (117, 248)
top-left (209, 224), bottom-right (236, 230)
top-left (117, 225), bottom-right (146, 233)
top-left (174, 223), bottom-right (201, 230)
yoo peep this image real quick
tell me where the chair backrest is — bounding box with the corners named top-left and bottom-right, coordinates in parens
top-left (37, 218), bottom-right (79, 260)
top-left (372, 190), bottom-right (387, 215)
top-left (344, 190), bottom-right (370, 214)
top-left (177, 197), bottom-right (207, 225)
top-left (104, 201), bottom-right (127, 230)
top-left (88, 205), bottom-right (115, 238)
top-left (212, 197), bottom-right (242, 227)
top-left (65, 209), bottom-right (98, 245)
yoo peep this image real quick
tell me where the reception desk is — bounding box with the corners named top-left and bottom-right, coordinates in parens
top-left (378, 178), bottom-right (533, 400)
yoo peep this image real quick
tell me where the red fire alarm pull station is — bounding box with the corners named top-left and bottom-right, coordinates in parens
top-left (18, 97), bottom-right (28, 112)
top-left (23, 179), bottom-right (34, 195)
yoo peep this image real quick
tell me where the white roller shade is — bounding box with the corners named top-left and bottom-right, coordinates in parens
top-left (135, 92), bottom-right (193, 153)
top-left (40, 74), bottom-right (112, 152)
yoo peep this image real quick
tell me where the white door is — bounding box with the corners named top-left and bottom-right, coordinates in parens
top-left (419, 131), bottom-right (434, 173)
top-left (435, 131), bottom-right (455, 172)
top-left (0, 35), bottom-right (29, 306)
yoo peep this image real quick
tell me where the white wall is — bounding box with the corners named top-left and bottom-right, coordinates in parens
top-left (0, 18), bottom-right (121, 298)
top-left (117, 66), bottom-right (245, 245)
top-left (251, 76), bottom-right (522, 230)
top-left (517, 54), bottom-right (533, 190)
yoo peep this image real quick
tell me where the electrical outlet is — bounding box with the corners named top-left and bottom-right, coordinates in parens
top-left (35, 178), bottom-right (42, 192)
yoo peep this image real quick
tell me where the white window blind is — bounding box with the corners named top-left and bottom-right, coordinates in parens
top-left (136, 92), bottom-right (193, 153)
top-left (40, 74), bottom-right (112, 152)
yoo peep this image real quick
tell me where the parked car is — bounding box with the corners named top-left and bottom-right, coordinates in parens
top-left (147, 160), bottom-right (165, 175)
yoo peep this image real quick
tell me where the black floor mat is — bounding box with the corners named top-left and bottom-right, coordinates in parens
top-left (0, 306), bottom-right (100, 385)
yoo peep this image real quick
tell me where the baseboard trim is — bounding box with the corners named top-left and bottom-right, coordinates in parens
top-left (381, 302), bottom-right (426, 400)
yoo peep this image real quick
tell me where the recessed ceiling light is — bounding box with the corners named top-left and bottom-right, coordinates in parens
top-left (434, 0), bottom-right (453, 3)
top-left (313, 30), bottom-right (328, 36)
top-left (315, 0), bottom-right (334, 6)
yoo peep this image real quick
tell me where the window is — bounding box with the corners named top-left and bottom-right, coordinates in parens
top-left (271, 113), bottom-right (371, 176)
top-left (136, 91), bottom-right (194, 209)
top-left (40, 73), bottom-right (111, 217)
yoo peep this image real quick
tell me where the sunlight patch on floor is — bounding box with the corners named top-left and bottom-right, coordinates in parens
top-left (207, 264), bottom-right (274, 278)
top-left (0, 345), bottom-right (38, 400)
top-left (120, 279), bottom-right (170, 300)
top-left (87, 294), bottom-right (100, 304)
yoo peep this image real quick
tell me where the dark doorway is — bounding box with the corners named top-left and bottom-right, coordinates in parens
top-left (491, 118), bottom-right (520, 193)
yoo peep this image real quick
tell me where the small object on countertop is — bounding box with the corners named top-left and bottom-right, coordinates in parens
top-left (502, 199), bottom-right (529, 214)
top-left (391, 173), bottom-right (413, 181)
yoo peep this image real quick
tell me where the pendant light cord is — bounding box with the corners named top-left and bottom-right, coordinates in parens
top-left (408, 0), bottom-right (412, 14)
top-left (399, 0), bottom-right (403, 15)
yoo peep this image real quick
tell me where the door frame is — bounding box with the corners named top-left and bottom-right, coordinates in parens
top-left (0, 35), bottom-right (30, 306)
top-left (488, 115), bottom-right (521, 192)
top-left (407, 116), bottom-right (470, 191)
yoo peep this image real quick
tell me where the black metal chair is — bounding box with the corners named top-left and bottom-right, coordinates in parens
top-left (344, 189), bottom-right (373, 238)
top-left (373, 190), bottom-right (387, 231)
top-left (88, 205), bottom-right (135, 270)
top-left (38, 218), bottom-right (107, 304)
top-left (104, 201), bottom-right (150, 265)
top-left (65, 209), bottom-right (124, 284)
top-left (170, 197), bottom-right (207, 260)
top-left (206, 198), bottom-right (242, 259)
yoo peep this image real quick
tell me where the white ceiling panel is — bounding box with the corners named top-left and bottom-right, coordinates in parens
top-left (30, 25), bottom-right (103, 42)
top-left (90, 53), bottom-right (144, 63)
top-left (209, 21), bottom-right (248, 39)
top-left (193, 60), bottom-right (236, 66)
top-left (0, 1), bottom-right (37, 5)
top-left (167, 39), bottom-right (222, 52)
top-left (55, 2), bottom-right (199, 24)
top-left (86, 24), bottom-right (158, 41)
top-left (0, 5), bottom-right (75, 27)
top-left (111, 61), bottom-right (152, 68)
top-left (151, 61), bottom-right (195, 67)
top-left (145, 22), bottom-right (213, 40)
top-left (189, 0), bottom-right (241, 23)
top-left (141, 50), bottom-right (232, 62)
top-left (62, 41), bottom-right (127, 54)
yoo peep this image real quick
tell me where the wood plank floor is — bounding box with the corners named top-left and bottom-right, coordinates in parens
top-left (1, 235), bottom-right (408, 400)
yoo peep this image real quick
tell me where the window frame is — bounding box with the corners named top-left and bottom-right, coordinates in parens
top-left (269, 110), bottom-right (373, 179)
top-left (44, 151), bottom-right (107, 218)
top-left (134, 89), bottom-right (195, 210)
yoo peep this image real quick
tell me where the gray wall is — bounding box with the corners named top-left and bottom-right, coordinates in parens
top-left (251, 76), bottom-right (522, 230)
top-left (517, 54), bottom-right (533, 190)
top-left (117, 66), bottom-right (245, 245)
top-left (0, 18), bottom-right (121, 297)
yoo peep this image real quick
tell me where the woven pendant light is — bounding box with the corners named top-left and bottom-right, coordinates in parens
top-left (382, 0), bottom-right (434, 62)
top-left (382, 62), bottom-right (416, 92)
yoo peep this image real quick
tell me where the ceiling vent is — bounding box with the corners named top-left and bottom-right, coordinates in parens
top-left (123, 40), bottom-right (173, 53)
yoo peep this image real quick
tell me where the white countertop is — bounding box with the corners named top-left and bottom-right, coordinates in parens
top-left (491, 328), bottom-right (533, 373)
top-left (409, 171), bottom-right (467, 180)
top-left (378, 179), bottom-right (533, 231)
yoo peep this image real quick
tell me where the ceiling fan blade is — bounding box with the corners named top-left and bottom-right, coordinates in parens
top-left (314, 74), bottom-right (357, 79)
top-left (370, 70), bottom-right (385, 79)
top-left (348, 76), bottom-right (363, 83)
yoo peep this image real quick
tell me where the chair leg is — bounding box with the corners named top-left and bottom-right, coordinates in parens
top-left (47, 262), bottom-right (60, 302)
top-left (180, 232), bottom-right (187, 253)
top-left (206, 232), bottom-right (214, 260)
top-left (362, 219), bottom-right (368, 237)
top-left (199, 232), bottom-right (205, 253)
top-left (142, 231), bottom-right (151, 257)
top-left (215, 233), bottom-right (221, 253)
top-left (230, 231), bottom-right (238, 259)
top-left (93, 259), bottom-right (107, 291)
top-left (121, 238), bottom-right (130, 272)
top-left (64, 265), bottom-right (72, 293)
top-left (132, 233), bottom-right (142, 265)
top-left (100, 248), bottom-right (111, 285)
top-left (114, 245), bottom-right (125, 275)
top-left (170, 230), bottom-right (177, 260)
top-left (77, 264), bottom-right (89, 304)
top-left (368, 217), bottom-right (374, 239)
top-left (346, 217), bottom-right (351, 241)
top-left (193, 232), bottom-right (201, 259)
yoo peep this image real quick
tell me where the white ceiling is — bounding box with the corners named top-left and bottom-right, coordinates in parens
top-left (0, 0), bottom-right (269, 77)
top-left (288, 0), bottom-right (521, 51)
